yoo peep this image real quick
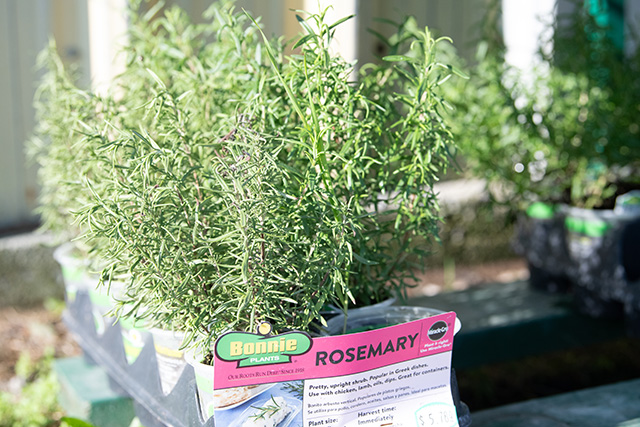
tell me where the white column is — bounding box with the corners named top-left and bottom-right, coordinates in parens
top-left (87, 0), bottom-right (128, 96)
top-left (502, 0), bottom-right (556, 86)
top-left (302, 0), bottom-right (358, 66)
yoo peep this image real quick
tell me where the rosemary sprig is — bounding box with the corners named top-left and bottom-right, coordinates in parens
top-left (248, 396), bottom-right (283, 421)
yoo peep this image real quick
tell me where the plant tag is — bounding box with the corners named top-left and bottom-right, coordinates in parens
top-left (212, 312), bottom-right (459, 426)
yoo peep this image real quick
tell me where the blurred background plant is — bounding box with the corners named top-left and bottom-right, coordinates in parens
top-left (0, 349), bottom-right (116, 427)
top-left (27, 42), bottom-right (103, 253)
top-left (0, 349), bottom-right (63, 427)
top-left (444, 0), bottom-right (640, 212)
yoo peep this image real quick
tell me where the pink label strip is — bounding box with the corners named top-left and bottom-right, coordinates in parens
top-left (214, 311), bottom-right (457, 389)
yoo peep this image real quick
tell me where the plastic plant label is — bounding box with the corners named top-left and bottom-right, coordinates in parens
top-left (213, 312), bottom-right (459, 426)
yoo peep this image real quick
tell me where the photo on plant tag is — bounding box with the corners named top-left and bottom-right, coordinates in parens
top-left (214, 381), bottom-right (304, 426)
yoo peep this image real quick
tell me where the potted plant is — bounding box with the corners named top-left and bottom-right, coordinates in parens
top-left (83, 0), bottom-right (290, 390)
top-left (28, 42), bottom-right (158, 368)
top-left (72, 2), bottom-right (460, 343)
top-left (30, 0), bottom-right (276, 381)
top-left (540, 2), bottom-right (640, 317)
top-left (445, 1), bottom-right (640, 315)
top-left (27, 42), bottom-right (106, 302)
top-left (34, 0), bottom-right (464, 421)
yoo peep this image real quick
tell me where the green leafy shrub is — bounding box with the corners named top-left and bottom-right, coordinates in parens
top-left (34, 2), bottom-right (461, 350)
top-left (27, 44), bottom-right (102, 247)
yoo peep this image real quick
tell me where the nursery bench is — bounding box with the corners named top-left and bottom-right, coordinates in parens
top-left (56, 280), bottom-right (631, 426)
top-left (408, 280), bottom-right (628, 369)
top-left (55, 356), bottom-right (640, 427)
top-left (470, 377), bottom-right (640, 426)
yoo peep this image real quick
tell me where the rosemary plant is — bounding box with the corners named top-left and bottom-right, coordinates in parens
top-left (35, 1), bottom-right (460, 352)
top-left (28, 42), bottom-right (104, 246)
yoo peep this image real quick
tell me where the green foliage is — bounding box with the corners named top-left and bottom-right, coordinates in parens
top-left (27, 42), bottom-right (102, 246)
top-left (0, 351), bottom-right (62, 427)
top-left (32, 1), bottom-right (459, 351)
top-left (446, 0), bottom-right (640, 210)
top-left (60, 418), bottom-right (96, 427)
top-left (250, 12), bottom-right (460, 306)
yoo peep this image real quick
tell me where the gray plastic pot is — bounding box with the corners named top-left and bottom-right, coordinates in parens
top-left (512, 202), bottom-right (572, 294)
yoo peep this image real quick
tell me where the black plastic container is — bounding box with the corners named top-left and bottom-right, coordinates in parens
top-left (564, 206), bottom-right (640, 319)
top-left (513, 203), bottom-right (573, 294)
top-left (621, 217), bottom-right (640, 336)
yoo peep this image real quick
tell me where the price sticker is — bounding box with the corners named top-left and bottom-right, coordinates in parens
top-left (416, 402), bottom-right (458, 426)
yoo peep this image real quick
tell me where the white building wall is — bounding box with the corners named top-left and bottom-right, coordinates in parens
top-left (0, 1), bottom-right (50, 231)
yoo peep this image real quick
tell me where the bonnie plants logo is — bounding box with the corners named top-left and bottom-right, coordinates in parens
top-left (215, 322), bottom-right (312, 368)
top-left (427, 321), bottom-right (448, 341)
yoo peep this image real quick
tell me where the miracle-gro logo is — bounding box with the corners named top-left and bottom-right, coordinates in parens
top-left (215, 327), bottom-right (312, 368)
top-left (428, 321), bottom-right (448, 341)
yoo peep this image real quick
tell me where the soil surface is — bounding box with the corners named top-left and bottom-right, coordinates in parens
top-left (0, 305), bottom-right (81, 393)
top-left (407, 258), bottom-right (529, 297)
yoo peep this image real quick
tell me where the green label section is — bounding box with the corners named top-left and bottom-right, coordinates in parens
top-left (216, 331), bottom-right (312, 367)
top-left (565, 216), bottom-right (611, 238)
top-left (526, 202), bottom-right (555, 220)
